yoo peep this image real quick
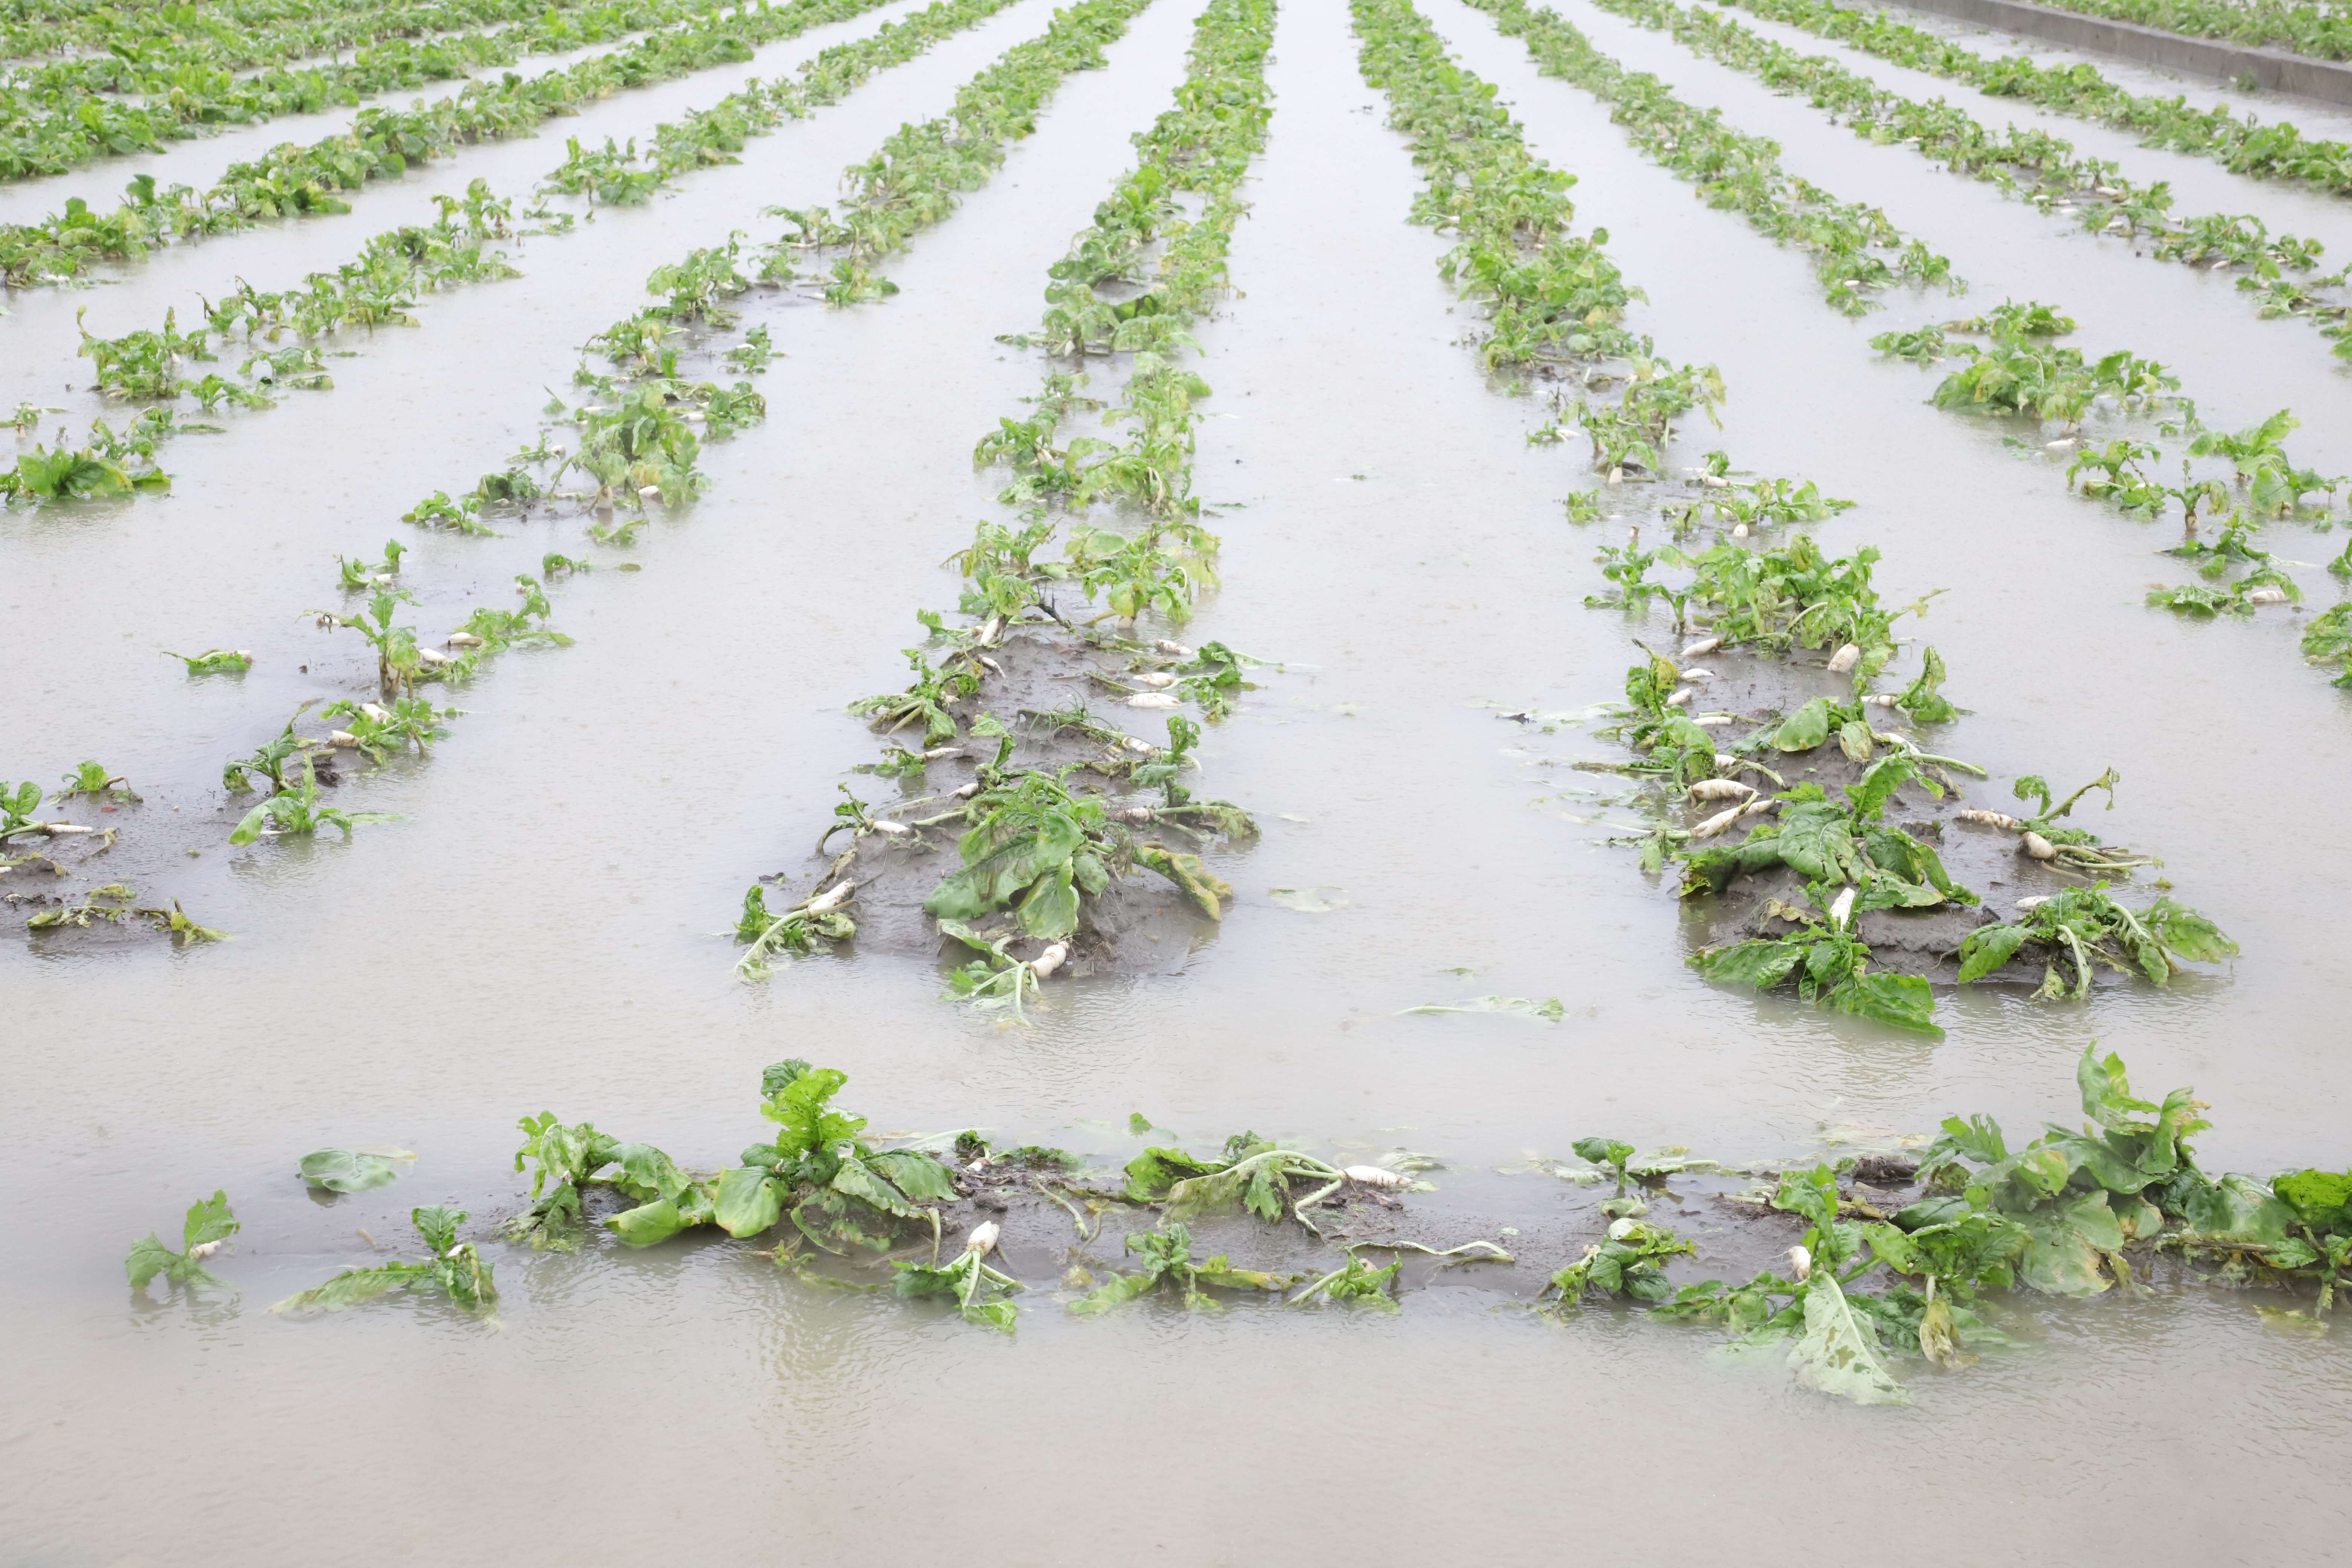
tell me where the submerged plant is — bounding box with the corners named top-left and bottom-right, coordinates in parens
top-left (127, 1192), bottom-right (238, 1295)
top-left (274, 1206), bottom-right (497, 1317)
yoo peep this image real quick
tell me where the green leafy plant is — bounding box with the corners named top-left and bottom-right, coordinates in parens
top-left (127, 1191), bottom-right (238, 1295)
top-left (274, 1205), bottom-right (497, 1317)
top-left (1071, 1222), bottom-right (1287, 1313)
top-left (1958, 885), bottom-right (2236, 997)
top-left (229, 757), bottom-right (398, 845)
top-left (893, 1221), bottom-right (1023, 1332)
top-left (299, 1149), bottom-right (408, 1193)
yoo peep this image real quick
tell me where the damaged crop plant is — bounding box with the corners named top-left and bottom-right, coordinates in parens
top-left (132, 1050), bottom-right (2352, 1408)
top-left (732, 0), bottom-right (1277, 1006)
top-left (1350, 0), bottom-right (2242, 1034)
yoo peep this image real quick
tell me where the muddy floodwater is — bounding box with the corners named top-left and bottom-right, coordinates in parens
top-left (8, 0), bottom-right (2352, 1556)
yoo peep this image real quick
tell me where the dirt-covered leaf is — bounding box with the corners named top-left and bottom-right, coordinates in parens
top-left (868, 1150), bottom-right (960, 1203)
top-left (1957, 923), bottom-right (2031, 982)
top-left (1786, 1274), bottom-right (1911, 1406)
top-left (2014, 1190), bottom-right (2122, 1296)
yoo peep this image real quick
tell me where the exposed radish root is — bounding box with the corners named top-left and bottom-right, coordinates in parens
top-left (329, 730), bottom-right (361, 748)
top-left (360, 703), bottom-right (390, 724)
top-left (1682, 636), bottom-right (1723, 657)
top-left (2015, 896), bottom-right (2048, 912)
top-left (1118, 805), bottom-right (1154, 823)
top-left (187, 1240), bottom-right (222, 1261)
top-left (923, 746), bottom-right (962, 759)
top-left (1738, 797), bottom-right (1777, 819)
top-left (1344, 1165), bottom-right (1409, 1188)
top-left (1788, 1245), bottom-right (1812, 1281)
top-left (1731, 522), bottom-right (1750, 539)
top-left (804, 881), bottom-right (854, 914)
top-left (40, 824), bottom-right (94, 835)
top-left (2022, 831), bottom-right (2058, 861)
top-left (1691, 805), bottom-right (1743, 838)
top-left (1680, 667), bottom-right (1714, 682)
top-left (1153, 639), bottom-right (1194, 658)
top-left (416, 646), bottom-right (451, 667)
top-left (1127, 693), bottom-right (1179, 709)
top-left (1031, 942), bottom-right (1069, 980)
top-left (2245, 588), bottom-right (2289, 606)
top-left (1826, 643), bottom-right (1861, 674)
top-left (868, 819), bottom-right (912, 837)
top-left (977, 654), bottom-right (1005, 676)
top-left (952, 782), bottom-right (980, 799)
top-left (447, 631), bottom-right (485, 647)
top-left (978, 616), bottom-right (1003, 645)
top-left (1955, 809), bottom-right (2024, 830)
top-left (1862, 693), bottom-right (1899, 708)
top-left (966, 1221), bottom-right (1001, 1256)
top-left (1123, 737), bottom-right (1156, 754)
top-left (1666, 688), bottom-right (1694, 707)
top-left (1687, 778), bottom-right (1755, 802)
top-left (1692, 715), bottom-right (1733, 728)
top-left (1130, 672), bottom-right (1176, 689)
top-left (1828, 886), bottom-right (1856, 928)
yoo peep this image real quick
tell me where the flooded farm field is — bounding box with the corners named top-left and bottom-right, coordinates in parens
top-left (8, 0), bottom-right (2352, 1555)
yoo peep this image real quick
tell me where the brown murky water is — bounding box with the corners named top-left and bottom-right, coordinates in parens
top-left (7, 0), bottom-right (2352, 1557)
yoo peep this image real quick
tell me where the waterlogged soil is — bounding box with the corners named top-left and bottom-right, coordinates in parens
top-left (11, 0), bottom-right (2352, 1559)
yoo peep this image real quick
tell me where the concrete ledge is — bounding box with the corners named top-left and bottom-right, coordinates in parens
top-left (1879, 0), bottom-right (2352, 108)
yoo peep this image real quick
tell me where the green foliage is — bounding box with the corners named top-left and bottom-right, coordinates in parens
top-left (274, 1205), bottom-right (497, 1317)
top-left (126, 1191), bottom-right (237, 1294)
top-left (1071, 1222), bottom-right (1289, 1314)
top-left (230, 758), bottom-right (398, 846)
top-left (1957, 885), bottom-right (2237, 997)
top-left (298, 1150), bottom-right (404, 1193)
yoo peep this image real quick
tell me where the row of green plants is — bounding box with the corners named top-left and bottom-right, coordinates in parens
top-left (0, 0), bottom-right (907, 285)
top-left (49, 0), bottom-right (1038, 484)
top-left (1461, 0), bottom-right (1965, 320)
top-left (1888, 0), bottom-right (2352, 64)
top-left (0, 0), bottom-right (752, 181)
top-left (125, 1051), bottom-right (2352, 1408)
top-left (2, 0), bottom-right (606, 63)
top-left (1458, 0), bottom-right (2349, 689)
top-left (1706, 0), bottom-right (2352, 196)
top-left (1353, 0), bottom-right (2240, 1032)
top-left (1574, 0), bottom-right (2352, 360)
top-left (734, 0), bottom-right (1278, 1004)
top-left (170, 0), bottom-right (1165, 877)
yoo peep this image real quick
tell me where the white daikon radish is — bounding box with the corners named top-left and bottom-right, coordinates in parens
top-left (1031, 942), bottom-right (1069, 980)
top-left (1826, 643), bottom-right (1860, 674)
top-left (1344, 1165), bottom-right (1408, 1188)
top-left (1682, 635), bottom-right (1723, 657)
top-left (1828, 886), bottom-right (1856, 928)
top-left (1691, 805), bottom-right (1743, 838)
top-left (1955, 808), bottom-right (2023, 830)
top-left (447, 631), bottom-right (485, 647)
top-left (2022, 831), bottom-right (2058, 861)
top-left (1666, 688), bottom-right (1694, 707)
top-left (2245, 587), bottom-right (2289, 606)
top-left (804, 881), bottom-right (854, 914)
top-left (965, 1222), bottom-right (1001, 1256)
top-left (1130, 671), bottom-right (1176, 689)
top-left (1153, 639), bottom-right (1194, 658)
top-left (868, 819), bottom-right (912, 837)
top-left (1127, 692), bottom-right (1179, 709)
top-left (1687, 779), bottom-right (1754, 802)
top-left (1788, 1245), bottom-right (1812, 1281)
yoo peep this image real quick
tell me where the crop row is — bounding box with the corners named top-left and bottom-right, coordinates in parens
top-left (21, 0), bottom-right (1038, 500)
top-left (1708, 0), bottom-right (2352, 197)
top-left (733, 0), bottom-right (1276, 1009)
top-left (120, 1045), bottom-right (2352, 1412)
top-left (0, 0), bottom-right (907, 286)
top-left (1910, 0), bottom-right (2352, 65)
top-left (1358, 0), bottom-right (2243, 1038)
top-left (1464, 0), bottom-right (2350, 687)
top-left (1579, 0), bottom-right (2352, 358)
top-left (0, 0), bottom-right (766, 182)
top-left (3, 0), bottom-right (606, 61)
top-left (3, 0), bottom-right (1167, 939)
